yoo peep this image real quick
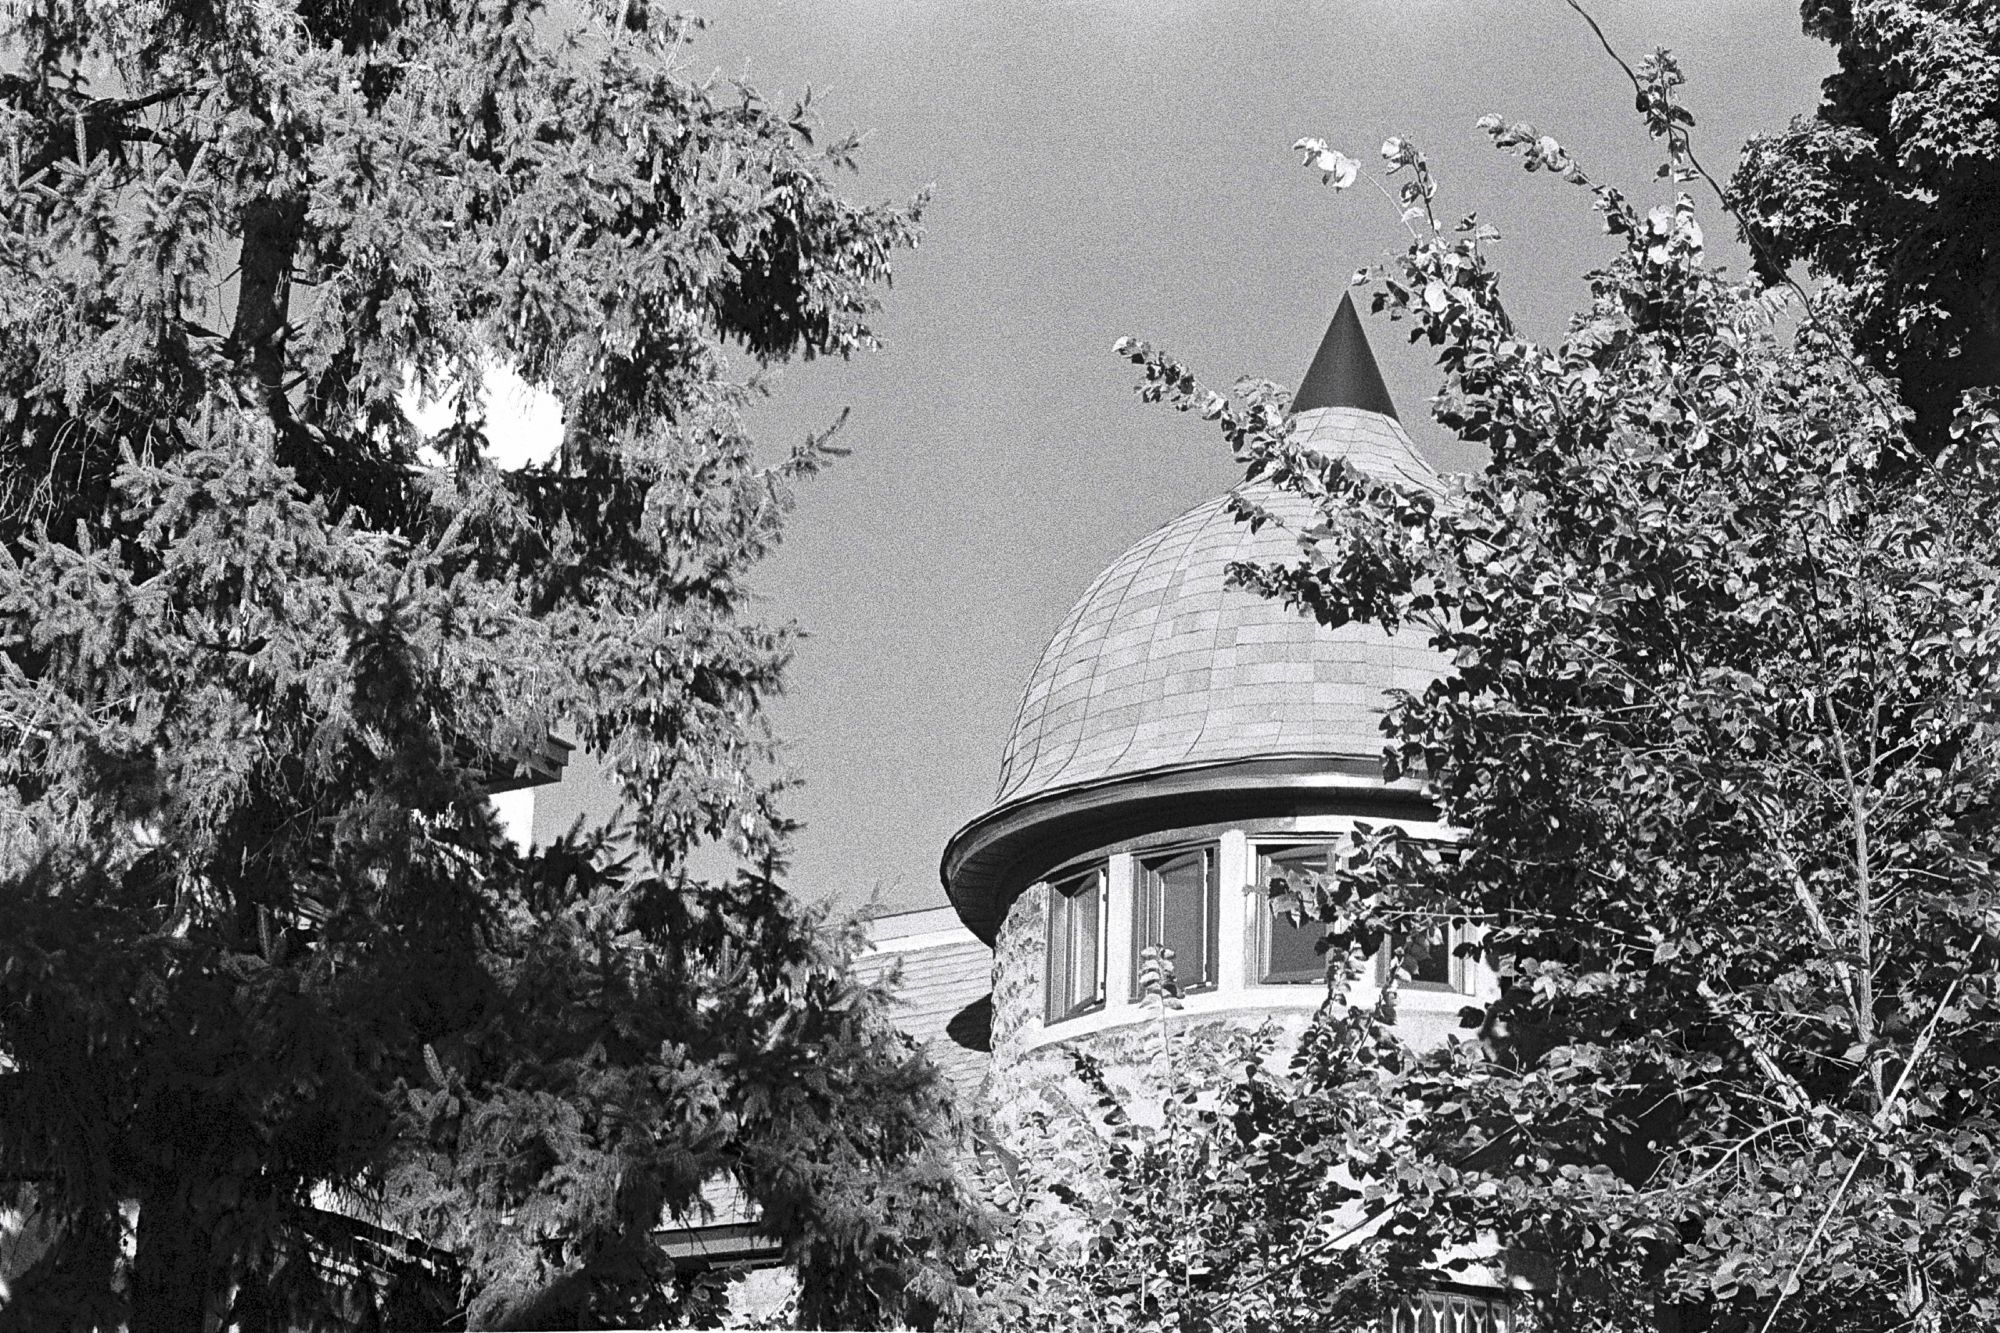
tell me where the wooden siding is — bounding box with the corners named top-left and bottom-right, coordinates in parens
top-left (855, 912), bottom-right (993, 1100)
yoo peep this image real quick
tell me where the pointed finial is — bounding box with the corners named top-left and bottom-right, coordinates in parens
top-left (1291, 291), bottom-right (1399, 421)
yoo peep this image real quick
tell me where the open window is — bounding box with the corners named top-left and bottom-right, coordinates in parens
top-left (1131, 845), bottom-right (1217, 998)
top-left (1045, 863), bottom-right (1107, 1023)
top-left (1255, 843), bottom-right (1334, 985)
top-left (1381, 917), bottom-right (1472, 994)
top-left (1259, 841), bottom-right (1474, 994)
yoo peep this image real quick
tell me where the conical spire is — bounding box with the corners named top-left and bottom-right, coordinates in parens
top-left (1291, 291), bottom-right (1399, 421)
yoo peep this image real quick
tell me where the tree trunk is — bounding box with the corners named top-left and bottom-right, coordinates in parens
top-left (229, 191), bottom-right (395, 520)
top-left (231, 194), bottom-right (304, 408)
top-left (130, 1189), bottom-right (222, 1333)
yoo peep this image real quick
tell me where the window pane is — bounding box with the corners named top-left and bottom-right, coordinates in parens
top-left (1258, 845), bottom-right (1332, 984)
top-left (1157, 851), bottom-right (1210, 986)
top-left (1070, 872), bottom-right (1102, 1007)
top-left (1267, 913), bottom-right (1327, 982)
top-left (1046, 878), bottom-right (1072, 1023)
top-left (1134, 847), bottom-right (1216, 996)
top-left (1046, 866), bottom-right (1104, 1021)
top-left (1405, 920), bottom-right (1454, 990)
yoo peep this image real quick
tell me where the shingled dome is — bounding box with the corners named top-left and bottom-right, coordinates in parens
top-left (942, 294), bottom-right (1445, 941)
top-left (994, 417), bottom-right (1438, 805)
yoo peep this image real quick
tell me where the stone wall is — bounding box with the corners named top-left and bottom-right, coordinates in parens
top-left (985, 883), bottom-right (1311, 1149)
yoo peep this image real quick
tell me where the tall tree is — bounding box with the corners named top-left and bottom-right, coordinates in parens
top-left (1109, 94), bottom-right (2000, 1333)
top-left (1732, 0), bottom-right (2000, 449)
top-left (0, 1), bottom-right (981, 1328)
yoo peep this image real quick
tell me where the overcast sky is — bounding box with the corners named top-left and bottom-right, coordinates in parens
top-left (537, 1), bottom-right (1835, 917)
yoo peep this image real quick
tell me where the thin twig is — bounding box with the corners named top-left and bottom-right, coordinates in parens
top-left (1756, 1149), bottom-right (1867, 1333)
top-left (1695, 977), bottom-right (1815, 1116)
top-left (1644, 1117), bottom-right (1803, 1198)
top-left (1557, 0), bottom-right (1906, 435)
top-left (1364, 172), bottom-right (1424, 241)
top-left (1755, 944), bottom-right (1979, 1331)
top-left (1760, 832), bottom-right (1870, 1059)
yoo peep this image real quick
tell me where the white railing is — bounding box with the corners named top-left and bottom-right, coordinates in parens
top-left (1382, 1288), bottom-right (1512, 1333)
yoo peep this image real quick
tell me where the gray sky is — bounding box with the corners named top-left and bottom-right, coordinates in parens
top-left (575, 1), bottom-right (1833, 915)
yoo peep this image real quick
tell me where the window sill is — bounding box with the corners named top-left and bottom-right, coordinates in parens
top-left (1024, 980), bottom-right (1487, 1054)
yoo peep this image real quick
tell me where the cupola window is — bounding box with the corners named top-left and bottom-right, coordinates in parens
top-left (1255, 843), bottom-right (1335, 985)
top-left (1131, 845), bottom-right (1218, 997)
top-left (1258, 841), bottom-right (1475, 995)
top-left (1387, 921), bottom-right (1465, 992)
top-left (1045, 864), bottom-right (1107, 1023)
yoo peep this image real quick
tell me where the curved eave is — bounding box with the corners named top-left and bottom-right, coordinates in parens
top-left (941, 753), bottom-right (1434, 943)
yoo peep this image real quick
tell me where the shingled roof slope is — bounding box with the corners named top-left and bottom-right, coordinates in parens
top-left (853, 909), bottom-right (992, 1099)
top-left (992, 403), bottom-right (1439, 808)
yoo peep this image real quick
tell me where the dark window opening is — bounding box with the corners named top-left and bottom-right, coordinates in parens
top-left (1132, 845), bottom-right (1217, 998)
top-left (1257, 844), bottom-right (1334, 985)
top-left (1383, 918), bottom-right (1461, 993)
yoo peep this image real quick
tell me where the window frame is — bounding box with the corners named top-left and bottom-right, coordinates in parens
top-left (1254, 839), bottom-right (1476, 995)
top-left (1130, 843), bottom-right (1219, 1000)
top-left (1252, 841), bottom-right (1336, 986)
top-left (1044, 863), bottom-right (1108, 1024)
top-left (1378, 915), bottom-right (1473, 995)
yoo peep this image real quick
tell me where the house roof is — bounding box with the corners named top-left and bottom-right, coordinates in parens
top-left (483, 729), bottom-right (575, 793)
top-left (989, 414), bottom-right (1438, 811)
top-left (853, 907), bottom-right (992, 1098)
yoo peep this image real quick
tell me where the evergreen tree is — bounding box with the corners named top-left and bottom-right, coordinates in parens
top-left (0, 1), bottom-right (981, 1327)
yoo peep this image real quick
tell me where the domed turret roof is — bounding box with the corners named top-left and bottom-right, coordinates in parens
top-left (995, 404), bottom-right (1439, 806)
top-left (942, 294), bottom-right (1445, 940)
